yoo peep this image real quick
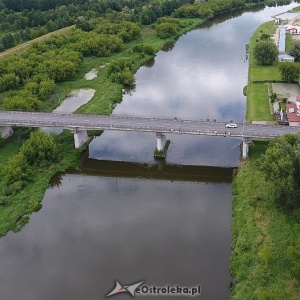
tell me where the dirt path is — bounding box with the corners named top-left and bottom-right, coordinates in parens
top-left (0, 25), bottom-right (75, 58)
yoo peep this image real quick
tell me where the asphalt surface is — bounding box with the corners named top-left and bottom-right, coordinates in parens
top-left (0, 110), bottom-right (299, 140)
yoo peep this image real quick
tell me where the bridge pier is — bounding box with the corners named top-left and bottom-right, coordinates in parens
top-left (242, 138), bottom-right (249, 159)
top-left (0, 126), bottom-right (13, 138)
top-left (71, 129), bottom-right (89, 148)
top-left (156, 132), bottom-right (166, 151)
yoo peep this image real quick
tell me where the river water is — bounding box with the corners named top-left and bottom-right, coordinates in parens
top-left (0, 3), bottom-right (298, 300)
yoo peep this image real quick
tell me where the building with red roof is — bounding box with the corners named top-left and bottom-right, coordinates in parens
top-left (286, 102), bottom-right (300, 126)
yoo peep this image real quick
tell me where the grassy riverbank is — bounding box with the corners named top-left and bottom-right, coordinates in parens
top-left (0, 130), bottom-right (81, 235)
top-left (231, 147), bottom-right (300, 299)
top-left (235, 12), bottom-right (300, 297)
top-left (0, 18), bottom-right (204, 237)
top-left (246, 21), bottom-right (279, 122)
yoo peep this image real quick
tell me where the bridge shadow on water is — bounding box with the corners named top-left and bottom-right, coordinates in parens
top-left (50, 148), bottom-right (235, 187)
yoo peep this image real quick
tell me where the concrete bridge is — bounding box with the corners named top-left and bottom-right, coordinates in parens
top-left (0, 110), bottom-right (299, 158)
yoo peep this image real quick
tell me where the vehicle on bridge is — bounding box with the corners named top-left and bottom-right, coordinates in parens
top-left (226, 123), bottom-right (237, 128)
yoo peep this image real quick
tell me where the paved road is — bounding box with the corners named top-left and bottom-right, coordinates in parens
top-left (0, 110), bottom-right (299, 140)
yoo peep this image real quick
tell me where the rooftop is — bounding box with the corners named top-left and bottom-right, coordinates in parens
top-left (286, 103), bottom-right (300, 123)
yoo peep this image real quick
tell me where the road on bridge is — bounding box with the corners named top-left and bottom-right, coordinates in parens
top-left (0, 110), bottom-right (299, 140)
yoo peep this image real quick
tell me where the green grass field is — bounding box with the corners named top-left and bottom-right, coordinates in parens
top-left (246, 83), bottom-right (273, 121)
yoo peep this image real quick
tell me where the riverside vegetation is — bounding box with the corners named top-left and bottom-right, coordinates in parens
top-left (231, 135), bottom-right (300, 299)
top-left (231, 8), bottom-right (300, 298)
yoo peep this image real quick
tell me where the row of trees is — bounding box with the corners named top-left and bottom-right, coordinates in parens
top-left (173, 0), bottom-right (290, 19)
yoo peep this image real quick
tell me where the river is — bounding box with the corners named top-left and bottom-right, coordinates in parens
top-left (0, 3), bottom-right (298, 300)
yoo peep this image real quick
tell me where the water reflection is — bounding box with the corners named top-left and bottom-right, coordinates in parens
top-left (142, 57), bottom-right (155, 68)
top-left (74, 148), bottom-right (235, 183)
top-left (89, 131), bottom-right (242, 166)
top-left (0, 174), bottom-right (233, 300)
top-left (161, 40), bottom-right (176, 52)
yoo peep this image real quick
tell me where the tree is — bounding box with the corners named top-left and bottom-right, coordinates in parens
top-left (20, 131), bottom-right (61, 166)
top-left (253, 40), bottom-right (278, 66)
top-left (1, 33), bottom-right (15, 49)
top-left (290, 41), bottom-right (300, 61)
top-left (4, 92), bottom-right (42, 111)
top-left (0, 73), bottom-right (20, 92)
top-left (3, 153), bottom-right (31, 195)
top-left (121, 67), bottom-right (135, 85)
top-left (4, 153), bottom-right (30, 185)
top-left (279, 62), bottom-right (300, 83)
top-left (258, 134), bottom-right (300, 211)
top-left (156, 22), bottom-right (178, 39)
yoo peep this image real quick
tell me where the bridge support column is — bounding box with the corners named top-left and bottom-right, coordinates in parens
top-left (156, 132), bottom-right (166, 151)
top-left (242, 138), bottom-right (249, 159)
top-left (71, 129), bottom-right (89, 148)
top-left (0, 126), bottom-right (13, 138)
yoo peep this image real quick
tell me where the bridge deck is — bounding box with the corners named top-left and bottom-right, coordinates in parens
top-left (0, 110), bottom-right (299, 140)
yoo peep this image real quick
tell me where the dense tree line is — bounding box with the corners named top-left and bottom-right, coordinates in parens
top-left (0, 0), bottom-right (294, 52)
top-left (174, 0), bottom-right (294, 18)
top-left (0, 0), bottom-right (193, 52)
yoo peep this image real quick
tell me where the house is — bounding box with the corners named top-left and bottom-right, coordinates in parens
top-left (278, 53), bottom-right (295, 62)
top-left (286, 99), bottom-right (300, 126)
top-left (277, 26), bottom-right (295, 62)
top-left (286, 27), bottom-right (299, 34)
top-left (275, 17), bottom-right (282, 25)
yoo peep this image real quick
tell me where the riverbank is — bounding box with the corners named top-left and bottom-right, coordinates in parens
top-left (246, 20), bottom-right (280, 122)
top-left (232, 8), bottom-right (300, 297)
top-left (231, 142), bottom-right (300, 299)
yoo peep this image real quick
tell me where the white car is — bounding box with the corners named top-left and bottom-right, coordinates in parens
top-left (226, 123), bottom-right (238, 128)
